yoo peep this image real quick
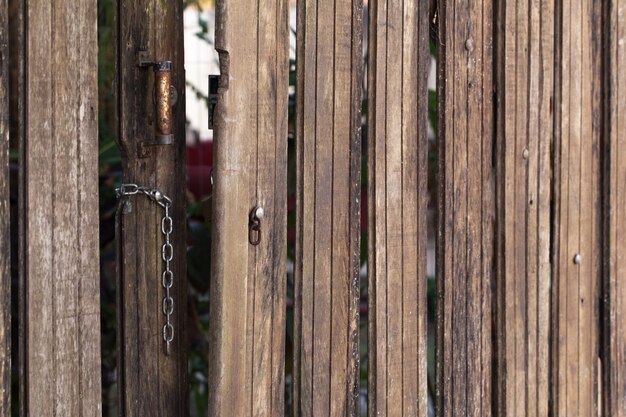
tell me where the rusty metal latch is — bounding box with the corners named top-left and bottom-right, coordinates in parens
top-left (137, 51), bottom-right (177, 147)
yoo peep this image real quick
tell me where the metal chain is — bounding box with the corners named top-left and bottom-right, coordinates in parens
top-left (116, 183), bottom-right (175, 355)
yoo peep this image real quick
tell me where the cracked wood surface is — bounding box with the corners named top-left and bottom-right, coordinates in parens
top-left (115, 1), bottom-right (187, 415)
top-left (293, 0), bottom-right (363, 415)
top-left (552, 1), bottom-right (602, 416)
top-left (604, 0), bottom-right (626, 415)
top-left (436, 0), bottom-right (494, 415)
top-left (367, 0), bottom-right (429, 415)
top-left (208, 0), bottom-right (289, 415)
top-left (18, 0), bottom-right (102, 415)
top-left (0, 1), bottom-right (9, 414)
top-left (495, 1), bottom-right (553, 416)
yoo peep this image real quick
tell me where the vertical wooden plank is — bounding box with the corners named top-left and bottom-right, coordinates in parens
top-left (208, 0), bottom-right (251, 411)
top-left (494, 0), bottom-right (553, 416)
top-left (436, 0), bottom-right (494, 415)
top-left (9, 0), bottom-right (25, 413)
top-left (8, 0), bottom-right (22, 151)
top-left (20, 0), bottom-right (101, 415)
top-left (293, 0), bottom-right (362, 414)
top-left (368, 0), bottom-right (388, 411)
top-left (552, 0), bottom-right (602, 415)
top-left (115, 0), bottom-right (187, 415)
top-left (604, 0), bottom-right (626, 415)
top-left (367, 0), bottom-right (429, 415)
top-left (207, 0), bottom-right (288, 414)
top-left (0, 0), bottom-right (9, 414)
top-left (253, 0), bottom-right (288, 414)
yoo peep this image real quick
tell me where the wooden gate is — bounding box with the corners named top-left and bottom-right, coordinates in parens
top-left (1, 0), bottom-right (626, 416)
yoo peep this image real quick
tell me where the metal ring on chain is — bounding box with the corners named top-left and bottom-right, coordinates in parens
top-left (163, 297), bottom-right (174, 315)
top-left (163, 323), bottom-right (174, 343)
top-left (162, 216), bottom-right (173, 234)
top-left (162, 242), bottom-right (174, 262)
top-left (162, 270), bottom-right (174, 288)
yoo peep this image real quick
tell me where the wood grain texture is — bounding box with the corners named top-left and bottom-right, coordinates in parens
top-left (9, 0), bottom-right (25, 413)
top-left (115, 1), bottom-right (187, 415)
top-left (207, 0), bottom-right (289, 414)
top-left (8, 0), bottom-right (22, 153)
top-left (604, 0), bottom-right (626, 415)
top-left (19, 0), bottom-right (101, 415)
top-left (367, 0), bottom-right (429, 415)
top-left (0, 1), bottom-right (9, 415)
top-left (494, 1), bottom-right (553, 416)
top-left (436, 0), bottom-right (494, 415)
top-left (293, 0), bottom-right (362, 414)
top-left (552, 0), bottom-right (602, 416)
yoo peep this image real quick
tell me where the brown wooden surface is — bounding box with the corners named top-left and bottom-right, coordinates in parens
top-left (207, 0), bottom-right (289, 414)
top-left (18, 0), bottom-right (102, 415)
top-left (0, 1), bottom-right (9, 415)
top-left (604, 0), bottom-right (625, 415)
top-left (8, 0), bottom-right (22, 153)
top-left (494, 1), bottom-right (553, 416)
top-left (293, 0), bottom-right (362, 414)
top-left (367, 0), bottom-right (429, 415)
top-left (436, 0), bottom-right (494, 415)
top-left (115, 1), bottom-right (187, 415)
top-left (9, 0), bottom-right (24, 413)
top-left (552, 1), bottom-right (602, 416)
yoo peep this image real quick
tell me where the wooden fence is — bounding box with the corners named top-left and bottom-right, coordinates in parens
top-left (0, 0), bottom-right (625, 416)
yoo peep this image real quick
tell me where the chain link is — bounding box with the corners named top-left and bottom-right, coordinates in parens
top-left (116, 184), bottom-right (175, 355)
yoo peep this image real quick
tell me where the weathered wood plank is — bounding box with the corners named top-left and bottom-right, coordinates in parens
top-left (368, 0), bottom-right (388, 411)
top-left (252, 1), bottom-right (288, 415)
top-left (19, 0), bottom-right (101, 415)
top-left (552, 0), bottom-right (602, 415)
top-left (367, 0), bottom-right (429, 414)
top-left (293, 0), bottom-right (362, 414)
top-left (604, 0), bottom-right (626, 415)
top-left (9, 0), bottom-right (25, 413)
top-left (436, 0), bottom-right (494, 415)
top-left (115, 1), bottom-right (187, 415)
top-left (207, 0), bottom-right (288, 414)
top-left (0, 1), bottom-right (9, 415)
top-left (8, 0), bottom-right (22, 152)
top-left (494, 0), bottom-right (553, 416)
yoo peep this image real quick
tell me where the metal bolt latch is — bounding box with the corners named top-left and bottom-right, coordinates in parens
top-left (137, 51), bottom-right (176, 150)
top-left (249, 206), bottom-right (264, 246)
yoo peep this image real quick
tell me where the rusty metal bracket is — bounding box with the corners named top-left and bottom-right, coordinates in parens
top-left (136, 51), bottom-right (177, 157)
